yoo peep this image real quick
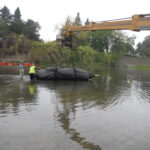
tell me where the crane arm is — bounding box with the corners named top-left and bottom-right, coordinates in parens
top-left (68, 14), bottom-right (150, 32)
top-left (58, 14), bottom-right (150, 48)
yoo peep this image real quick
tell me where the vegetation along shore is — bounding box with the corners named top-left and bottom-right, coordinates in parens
top-left (0, 6), bottom-right (150, 70)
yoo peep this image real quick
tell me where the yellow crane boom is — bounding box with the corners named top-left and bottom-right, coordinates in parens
top-left (58, 14), bottom-right (150, 48)
top-left (69, 14), bottom-right (150, 32)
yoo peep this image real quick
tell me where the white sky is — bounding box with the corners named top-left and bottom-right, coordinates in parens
top-left (1, 0), bottom-right (150, 45)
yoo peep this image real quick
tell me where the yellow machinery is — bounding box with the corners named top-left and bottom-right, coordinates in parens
top-left (58, 14), bottom-right (150, 48)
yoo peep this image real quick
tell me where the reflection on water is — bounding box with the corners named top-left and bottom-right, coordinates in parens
top-left (0, 68), bottom-right (150, 150)
top-left (57, 100), bottom-right (102, 150)
top-left (0, 76), bottom-right (38, 117)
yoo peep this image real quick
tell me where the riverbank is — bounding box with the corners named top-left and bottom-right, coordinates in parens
top-left (0, 55), bottom-right (150, 76)
top-left (117, 56), bottom-right (150, 66)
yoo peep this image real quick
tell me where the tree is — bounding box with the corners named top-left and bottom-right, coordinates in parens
top-left (90, 30), bottom-right (135, 54)
top-left (57, 16), bottom-right (74, 48)
top-left (23, 19), bottom-right (41, 40)
top-left (0, 6), bottom-right (12, 25)
top-left (0, 33), bottom-right (29, 55)
top-left (136, 35), bottom-right (150, 56)
top-left (85, 18), bottom-right (90, 25)
top-left (76, 31), bottom-right (91, 46)
top-left (74, 12), bottom-right (82, 26)
top-left (13, 7), bottom-right (21, 21)
top-left (111, 31), bottom-right (135, 54)
top-left (0, 20), bottom-right (10, 37)
top-left (58, 13), bottom-right (86, 48)
top-left (10, 7), bottom-right (24, 34)
top-left (143, 35), bottom-right (150, 47)
top-left (59, 16), bottom-right (73, 36)
top-left (90, 30), bottom-right (115, 52)
top-left (10, 20), bottom-right (25, 34)
top-left (77, 45), bottom-right (97, 64)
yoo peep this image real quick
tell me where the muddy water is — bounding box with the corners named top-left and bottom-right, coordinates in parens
top-left (0, 68), bottom-right (150, 150)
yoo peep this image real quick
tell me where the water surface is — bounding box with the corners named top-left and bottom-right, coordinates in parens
top-left (0, 68), bottom-right (150, 150)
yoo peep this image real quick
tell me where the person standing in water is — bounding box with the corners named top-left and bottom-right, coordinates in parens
top-left (29, 64), bottom-right (40, 80)
top-left (19, 61), bottom-right (24, 76)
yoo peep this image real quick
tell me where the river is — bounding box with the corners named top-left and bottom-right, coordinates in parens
top-left (0, 68), bottom-right (150, 150)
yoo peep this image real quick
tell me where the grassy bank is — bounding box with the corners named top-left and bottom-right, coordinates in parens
top-left (117, 65), bottom-right (150, 70)
top-left (127, 65), bottom-right (150, 70)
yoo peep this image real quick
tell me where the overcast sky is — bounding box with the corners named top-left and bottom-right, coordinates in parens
top-left (1, 0), bottom-right (150, 45)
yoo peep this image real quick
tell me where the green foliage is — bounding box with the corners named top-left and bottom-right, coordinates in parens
top-left (57, 16), bottom-right (74, 48)
top-left (27, 41), bottom-right (122, 67)
top-left (10, 20), bottom-right (24, 34)
top-left (58, 16), bottom-right (73, 36)
top-left (76, 31), bottom-right (91, 46)
top-left (110, 53), bottom-right (122, 65)
top-left (13, 7), bottom-right (21, 21)
top-left (94, 52), bottom-right (122, 66)
top-left (74, 12), bottom-right (82, 26)
top-left (57, 12), bottom-right (135, 56)
top-left (90, 30), bottom-right (115, 52)
top-left (76, 45), bottom-right (97, 64)
top-left (90, 31), bottom-right (135, 54)
top-left (0, 6), bottom-right (12, 25)
top-left (136, 35), bottom-right (150, 56)
top-left (111, 31), bottom-right (135, 54)
top-left (28, 41), bottom-right (48, 63)
top-left (28, 41), bottom-right (72, 65)
top-left (0, 33), bottom-right (29, 56)
top-left (0, 9), bottom-right (139, 69)
top-left (0, 6), bottom-right (41, 41)
top-left (23, 19), bottom-right (40, 40)
top-left (0, 20), bottom-right (10, 37)
top-left (128, 65), bottom-right (150, 70)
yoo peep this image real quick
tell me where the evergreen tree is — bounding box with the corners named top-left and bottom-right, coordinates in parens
top-left (85, 18), bottom-right (90, 25)
top-left (13, 7), bottom-right (21, 21)
top-left (10, 7), bottom-right (23, 34)
top-left (0, 6), bottom-right (12, 25)
top-left (74, 12), bottom-right (82, 26)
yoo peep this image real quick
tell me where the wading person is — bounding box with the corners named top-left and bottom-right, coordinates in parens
top-left (19, 62), bottom-right (24, 76)
top-left (29, 64), bottom-right (40, 80)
